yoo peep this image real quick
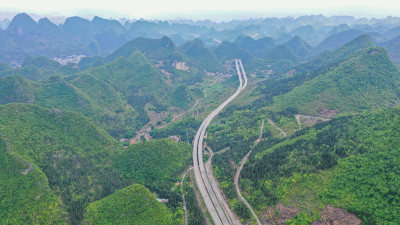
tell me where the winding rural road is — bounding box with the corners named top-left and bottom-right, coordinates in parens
top-left (268, 118), bottom-right (287, 138)
top-left (192, 59), bottom-right (246, 225)
top-left (181, 167), bottom-right (193, 225)
top-left (234, 120), bottom-right (264, 225)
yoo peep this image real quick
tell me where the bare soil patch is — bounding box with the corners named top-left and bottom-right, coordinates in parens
top-left (261, 202), bottom-right (298, 225)
top-left (318, 108), bottom-right (339, 118)
top-left (312, 204), bottom-right (362, 225)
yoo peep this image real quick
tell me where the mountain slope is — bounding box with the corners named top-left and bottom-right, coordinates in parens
top-left (113, 139), bottom-right (191, 193)
top-left (213, 41), bottom-right (254, 62)
top-left (83, 184), bottom-right (177, 225)
top-left (107, 36), bottom-right (185, 62)
top-left (242, 107), bottom-right (400, 224)
top-left (181, 38), bottom-right (221, 71)
top-left (384, 25), bottom-right (400, 40)
top-left (256, 34), bottom-right (376, 103)
top-left (0, 103), bottom-right (126, 224)
top-left (0, 74), bottom-right (138, 137)
top-left (382, 35), bottom-right (400, 67)
top-left (0, 137), bottom-right (66, 224)
top-left (107, 36), bottom-right (203, 84)
top-left (316, 29), bottom-right (363, 51)
top-left (272, 47), bottom-right (400, 115)
top-left (234, 36), bottom-right (275, 57)
top-left (87, 50), bottom-right (169, 123)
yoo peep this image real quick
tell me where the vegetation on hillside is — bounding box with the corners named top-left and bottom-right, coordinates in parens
top-left (0, 75), bottom-right (138, 137)
top-left (241, 108), bottom-right (400, 224)
top-left (113, 139), bottom-right (192, 213)
top-left (272, 47), bottom-right (400, 115)
top-left (0, 103), bottom-right (127, 224)
top-left (0, 137), bottom-right (66, 224)
top-left (83, 184), bottom-right (178, 225)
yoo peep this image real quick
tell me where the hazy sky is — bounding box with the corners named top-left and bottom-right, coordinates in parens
top-left (0, 0), bottom-right (399, 20)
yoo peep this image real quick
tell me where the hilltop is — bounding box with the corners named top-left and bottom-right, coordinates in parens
top-left (83, 184), bottom-right (177, 225)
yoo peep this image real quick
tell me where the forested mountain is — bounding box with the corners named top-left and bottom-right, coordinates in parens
top-left (83, 184), bottom-right (177, 225)
top-left (263, 36), bottom-right (313, 64)
top-left (382, 35), bottom-right (400, 66)
top-left (113, 139), bottom-right (192, 212)
top-left (108, 36), bottom-right (206, 84)
top-left (200, 33), bottom-right (400, 224)
top-left (213, 41), bottom-right (254, 62)
top-left (0, 136), bottom-right (66, 224)
top-left (384, 25), bottom-right (400, 40)
top-left (255, 34), bottom-right (376, 105)
top-left (241, 107), bottom-right (400, 224)
top-left (181, 38), bottom-right (222, 71)
top-left (0, 75), bottom-right (138, 136)
top-left (234, 36), bottom-right (276, 57)
top-left (0, 103), bottom-right (187, 225)
top-left (0, 103), bottom-right (127, 224)
top-left (1, 13), bottom-right (399, 66)
top-left (2, 12), bottom-right (400, 225)
top-left (0, 40), bottom-right (205, 136)
top-left (316, 29), bottom-right (363, 51)
top-left (271, 47), bottom-right (400, 115)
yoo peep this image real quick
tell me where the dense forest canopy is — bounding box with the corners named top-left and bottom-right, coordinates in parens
top-left (1, 12), bottom-right (400, 225)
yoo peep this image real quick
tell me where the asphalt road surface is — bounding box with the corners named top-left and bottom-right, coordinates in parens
top-left (192, 59), bottom-right (246, 225)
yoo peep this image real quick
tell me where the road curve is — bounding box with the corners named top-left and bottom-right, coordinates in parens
top-left (193, 59), bottom-right (246, 225)
top-left (181, 167), bottom-right (193, 225)
top-left (267, 118), bottom-right (287, 138)
top-left (234, 120), bottom-right (264, 225)
top-left (238, 59), bottom-right (247, 91)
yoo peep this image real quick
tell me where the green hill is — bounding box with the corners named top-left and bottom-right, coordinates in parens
top-left (241, 107), bottom-right (400, 224)
top-left (0, 55), bottom-right (78, 81)
top-left (22, 55), bottom-right (61, 69)
top-left (234, 36), bottom-right (275, 57)
top-left (107, 36), bottom-right (186, 63)
top-left (113, 139), bottom-right (191, 195)
top-left (283, 36), bottom-right (313, 62)
top-left (317, 29), bottom-right (363, 51)
top-left (70, 73), bottom-right (139, 136)
top-left (86, 50), bottom-right (169, 123)
top-left (271, 47), bottom-right (400, 115)
top-left (0, 75), bottom-right (37, 104)
top-left (0, 103), bottom-right (126, 224)
top-left (256, 34), bottom-right (376, 104)
top-left (107, 36), bottom-right (204, 85)
top-left (0, 75), bottom-right (137, 136)
top-left (83, 184), bottom-right (177, 225)
top-left (262, 36), bottom-right (313, 64)
top-left (213, 41), bottom-right (254, 62)
top-left (0, 137), bottom-right (66, 224)
top-left (112, 139), bottom-right (191, 217)
top-left (181, 38), bottom-right (221, 71)
top-left (383, 35), bottom-right (400, 67)
top-left (91, 50), bottom-right (165, 95)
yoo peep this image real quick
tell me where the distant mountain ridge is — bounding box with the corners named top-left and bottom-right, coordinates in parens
top-left (1, 13), bottom-right (400, 65)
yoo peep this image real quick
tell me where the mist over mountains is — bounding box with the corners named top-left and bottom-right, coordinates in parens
top-left (1, 8), bottom-right (400, 225)
top-left (1, 13), bottom-right (400, 66)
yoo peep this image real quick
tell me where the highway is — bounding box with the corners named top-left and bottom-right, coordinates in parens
top-left (192, 59), bottom-right (247, 225)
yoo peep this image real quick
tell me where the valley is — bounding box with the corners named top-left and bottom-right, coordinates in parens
top-left (1, 11), bottom-right (400, 225)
